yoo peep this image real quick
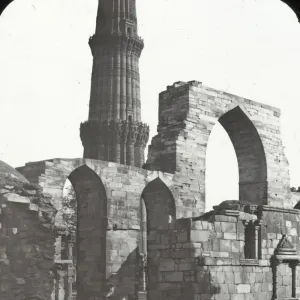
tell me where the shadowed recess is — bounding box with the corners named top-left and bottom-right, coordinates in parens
top-left (68, 165), bottom-right (108, 300)
top-left (219, 106), bottom-right (267, 205)
top-left (142, 177), bottom-right (176, 231)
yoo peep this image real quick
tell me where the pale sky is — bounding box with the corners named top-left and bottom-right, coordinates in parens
top-left (1, 0), bottom-right (300, 212)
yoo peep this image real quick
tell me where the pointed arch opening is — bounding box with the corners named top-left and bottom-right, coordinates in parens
top-left (66, 165), bottom-right (108, 299)
top-left (140, 178), bottom-right (176, 293)
top-left (206, 122), bottom-right (239, 212)
top-left (217, 106), bottom-right (267, 205)
top-left (142, 178), bottom-right (176, 232)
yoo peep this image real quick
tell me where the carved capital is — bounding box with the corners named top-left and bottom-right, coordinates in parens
top-left (89, 33), bottom-right (144, 57)
top-left (121, 121), bottom-right (129, 143)
top-left (136, 123), bottom-right (150, 146)
top-left (109, 120), bottom-right (122, 143)
top-left (127, 123), bottom-right (139, 144)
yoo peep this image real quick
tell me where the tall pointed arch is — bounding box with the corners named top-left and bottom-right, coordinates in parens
top-left (218, 106), bottom-right (267, 205)
top-left (140, 177), bottom-right (176, 297)
top-left (68, 165), bottom-right (108, 300)
top-left (142, 177), bottom-right (176, 231)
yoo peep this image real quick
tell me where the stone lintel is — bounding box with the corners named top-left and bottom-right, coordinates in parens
top-left (239, 259), bottom-right (259, 266)
top-left (275, 255), bottom-right (300, 261)
top-left (273, 298), bottom-right (299, 300)
top-left (214, 209), bottom-right (240, 217)
top-left (259, 205), bottom-right (300, 214)
top-left (55, 260), bottom-right (73, 264)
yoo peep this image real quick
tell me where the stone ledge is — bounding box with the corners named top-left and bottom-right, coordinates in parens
top-left (55, 260), bottom-right (73, 264)
top-left (260, 205), bottom-right (300, 214)
top-left (239, 259), bottom-right (259, 266)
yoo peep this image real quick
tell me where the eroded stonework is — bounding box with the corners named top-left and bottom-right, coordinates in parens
top-left (0, 161), bottom-right (57, 300)
top-left (14, 78), bottom-right (300, 300)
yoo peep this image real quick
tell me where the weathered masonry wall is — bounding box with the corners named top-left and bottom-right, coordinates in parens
top-left (146, 81), bottom-right (292, 211)
top-left (15, 81), bottom-right (300, 300)
top-left (146, 200), bottom-right (300, 300)
top-left (0, 168), bottom-right (56, 300)
top-left (17, 158), bottom-right (202, 299)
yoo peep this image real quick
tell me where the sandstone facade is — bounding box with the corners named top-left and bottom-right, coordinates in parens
top-left (15, 79), bottom-right (300, 299)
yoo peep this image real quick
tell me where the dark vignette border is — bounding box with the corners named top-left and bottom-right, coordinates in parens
top-left (0, 0), bottom-right (300, 22)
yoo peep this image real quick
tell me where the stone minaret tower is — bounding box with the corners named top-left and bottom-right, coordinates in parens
top-left (80, 0), bottom-right (149, 167)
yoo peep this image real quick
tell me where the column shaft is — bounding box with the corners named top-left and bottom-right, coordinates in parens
top-left (102, 50), bottom-right (109, 120)
top-left (115, 49), bottom-right (121, 120)
top-left (126, 51), bottom-right (132, 117)
top-left (292, 264), bottom-right (296, 298)
top-left (136, 56), bottom-right (141, 121)
top-left (254, 225), bottom-right (259, 259)
top-left (115, 141), bottom-right (121, 163)
top-left (121, 142), bottom-right (127, 165)
top-left (127, 142), bottom-right (135, 166)
top-left (120, 50), bottom-right (127, 120)
top-left (108, 52), bottom-right (114, 120)
top-left (131, 53), bottom-right (137, 120)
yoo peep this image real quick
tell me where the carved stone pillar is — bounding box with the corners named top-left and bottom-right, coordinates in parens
top-left (141, 254), bottom-right (147, 291)
top-left (121, 121), bottom-right (129, 165)
top-left (243, 220), bottom-right (250, 258)
top-left (127, 141), bottom-right (135, 166)
top-left (254, 220), bottom-right (262, 259)
top-left (127, 123), bottom-right (138, 166)
top-left (289, 261), bottom-right (297, 298)
top-left (109, 121), bottom-right (122, 163)
top-left (272, 258), bottom-right (280, 300)
top-left (133, 123), bottom-right (149, 167)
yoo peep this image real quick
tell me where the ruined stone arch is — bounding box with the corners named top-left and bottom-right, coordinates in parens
top-left (140, 177), bottom-right (176, 295)
top-left (141, 177), bottom-right (176, 232)
top-left (216, 105), bottom-right (268, 205)
top-left (67, 164), bottom-right (108, 300)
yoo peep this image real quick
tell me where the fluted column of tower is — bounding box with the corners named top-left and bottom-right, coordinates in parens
top-left (80, 0), bottom-right (149, 167)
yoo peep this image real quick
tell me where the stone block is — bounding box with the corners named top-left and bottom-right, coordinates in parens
top-left (214, 215), bottom-right (238, 222)
top-left (234, 272), bottom-right (243, 284)
top-left (211, 239), bottom-right (220, 251)
top-left (224, 271), bottom-right (234, 283)
top-left (220, 240), bottom-right (232, 252)
top-left (223, 233), bottom-right (237, 240)
top-left (164, 271), bottom-right (184, 282)
top-left (210, 251), bottom-right (229, 258)
top-left (236, 284), bottom-right (251, 293)
top-left (231, 294), bottom-right (245, 300)
top-left (221, 222), bottom-right (236, 233)
top-left (190, 230), bottom-right (210, 242)
top-left (232, 240), bottom-right (240, 253)
top-left (158, 259), bottom-right (175, 271)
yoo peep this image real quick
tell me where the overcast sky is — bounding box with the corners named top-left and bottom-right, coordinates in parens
top-left (1, 0), bottom-right (300, 211)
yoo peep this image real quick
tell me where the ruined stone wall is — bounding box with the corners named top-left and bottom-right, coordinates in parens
top-left (18, 158), bottom-right (199, 299)
top-left (15, 78), bottom-right (300, 299)
top-left (0, 172), bottom-right (56, 300)
top-left (146, 81), bottom-right (292, 211)
top-left (146, 201), bottom-right (300, 300)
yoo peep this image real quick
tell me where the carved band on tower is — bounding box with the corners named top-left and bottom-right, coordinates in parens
top-left (80, 0), bottom-right (149, 167)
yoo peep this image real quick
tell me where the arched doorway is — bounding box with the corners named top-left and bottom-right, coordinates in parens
top-left (218, 106), bottom-right (267, 205)
top-left (205, 121), bottom-right (239, 212)
top-left (140, 178), bottom-right (176, 297)
top-left (67, 165), bottom-right (108, 300)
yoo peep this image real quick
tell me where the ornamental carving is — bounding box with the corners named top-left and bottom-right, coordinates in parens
top-left (128, 123), bottom-right (139, 143)
top-left (277, 235), bottom-right (294, 250)
top-left (89, 33), bottom-right (144, 57)
top-left (136, 124), bottom-right (150, 146)
top-left (109, 121), bottom-right (122, 143)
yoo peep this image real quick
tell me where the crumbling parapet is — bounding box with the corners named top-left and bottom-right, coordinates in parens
top-left (0, 162), bottom-right (57, 300)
